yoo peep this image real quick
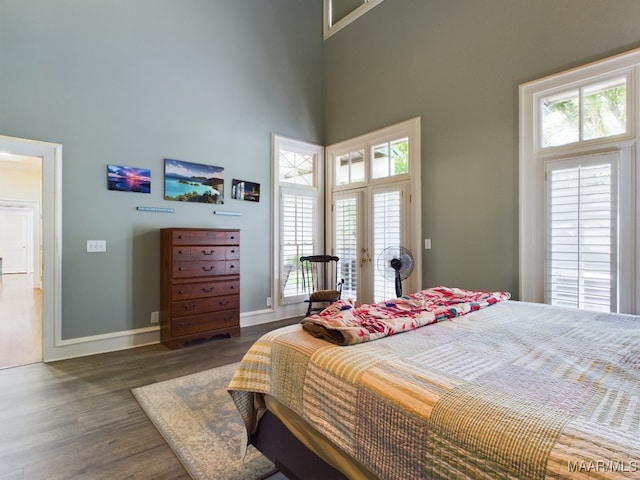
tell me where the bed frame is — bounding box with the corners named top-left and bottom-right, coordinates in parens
top-left (252, 410), bottom-right (347, 480)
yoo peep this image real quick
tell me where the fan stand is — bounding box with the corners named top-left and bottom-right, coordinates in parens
top-left (391, 258), bottom-right (403, 297)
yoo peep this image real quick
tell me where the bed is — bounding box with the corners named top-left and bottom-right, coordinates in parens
top-left (228, 287), bottom-right (640, 479)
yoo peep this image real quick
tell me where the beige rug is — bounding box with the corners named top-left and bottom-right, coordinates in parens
top-left (132, 362), bottom-right (275, 480)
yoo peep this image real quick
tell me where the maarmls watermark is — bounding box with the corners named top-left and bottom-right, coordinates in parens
top-left (568, 460), bottom-right (638, 473)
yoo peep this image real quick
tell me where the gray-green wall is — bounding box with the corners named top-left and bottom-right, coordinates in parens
top-left (323, 0), bottom-right (640, 298)
top-left (3, 0), bottom-right (640, 342)
top-left (0, 0), bottom-right (322, 339)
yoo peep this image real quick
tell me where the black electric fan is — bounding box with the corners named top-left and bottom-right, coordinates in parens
top-left (376, 246), bottom-right (415, 297)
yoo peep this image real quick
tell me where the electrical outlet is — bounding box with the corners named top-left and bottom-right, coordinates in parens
top-left (87, 240), bottom-right (107, 253)
top-left (266, 296), bottom-right (272, 307)
top-left (150, 311), bottom-right (159, 324)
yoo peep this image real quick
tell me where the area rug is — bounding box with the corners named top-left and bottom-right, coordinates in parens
top-left (131, 362), bottom-right (276, 480)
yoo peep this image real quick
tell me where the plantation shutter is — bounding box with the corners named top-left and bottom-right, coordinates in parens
top-left (334, 194), bottom-right (359, 300)
top-left (281, 189), bottom-right (317, 302)
top-left (545, 153), bottom-right (618, 312)
top-left (372, 187), bottom-right (402, 302)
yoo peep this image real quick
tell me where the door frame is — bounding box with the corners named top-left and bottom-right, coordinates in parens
top-left (0, 135), bottom-right (61, 362)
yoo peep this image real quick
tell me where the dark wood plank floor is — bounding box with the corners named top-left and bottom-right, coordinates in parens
top-left (0, 319), bottom-right (299, 480)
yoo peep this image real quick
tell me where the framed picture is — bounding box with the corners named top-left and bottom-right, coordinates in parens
top-left (164, 158), bottom-right (224, 204)
top-left (231, 179), bottom-right (260, 202)
top-left (107, 165), bottom-right (151, 193)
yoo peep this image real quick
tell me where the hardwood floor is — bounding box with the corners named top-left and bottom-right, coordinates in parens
top-left (0, 273), bottom-right (42, 370)
top-left (0, 318), bottom-right (299, 480)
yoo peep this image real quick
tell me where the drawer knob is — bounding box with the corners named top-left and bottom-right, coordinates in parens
top-left (202, 287), bottom-right (214, 293)
top-left (202, 250), bottom-right (215, 255)
top-left (203, 266), bottom-right (215, 271)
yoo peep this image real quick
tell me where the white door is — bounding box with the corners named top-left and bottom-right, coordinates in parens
top-left (0, 209), bottom-right (31, 274)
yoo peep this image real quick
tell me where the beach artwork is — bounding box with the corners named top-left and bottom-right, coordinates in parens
top-left (231, 179), bottom-right (260, 202)
top-left (107, 165), bottom-right (151, 193)
top-left (164, 158), bottom-right (224, 204)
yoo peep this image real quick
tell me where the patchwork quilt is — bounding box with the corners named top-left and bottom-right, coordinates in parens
top-left (300, 286), bottom-right (511, 345)
top-left (229, 299), bottom-right (640, 479)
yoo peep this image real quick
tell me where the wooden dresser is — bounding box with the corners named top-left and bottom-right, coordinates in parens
top-left (160, 228), bottom-right (240, 349)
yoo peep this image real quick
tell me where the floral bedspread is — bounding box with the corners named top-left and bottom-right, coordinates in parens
top-left (300, 286), bottom-right (511, 345)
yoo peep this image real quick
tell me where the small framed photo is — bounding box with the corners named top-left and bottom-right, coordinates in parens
top-left (107, 165), bottom-right (151, 193)
top-left (231, 179), bottom-right (260, 202)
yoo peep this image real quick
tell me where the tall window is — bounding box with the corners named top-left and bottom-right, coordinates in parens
top-left (273, 136), bottom-right (323, 310)
top-left (546, 155), bottom-right (618, 311)
top-left (520, 48), bottom-right (638, 313)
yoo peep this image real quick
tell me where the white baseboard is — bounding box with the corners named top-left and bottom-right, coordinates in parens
top-left (45, 326), bottom-right (161, 362)
top-left (44, 308), bottom-right (300, 363)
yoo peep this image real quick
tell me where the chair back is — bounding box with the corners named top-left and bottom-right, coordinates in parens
top-left (299, 255), bottom-right (339, 293)
top-left (299, 255), bottom-right (343, 315)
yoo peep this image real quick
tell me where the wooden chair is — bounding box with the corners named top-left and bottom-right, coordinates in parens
top-left (299, 255), bottom-right (344, 316)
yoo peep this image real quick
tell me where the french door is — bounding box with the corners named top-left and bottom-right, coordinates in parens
top-left (333, 183), bottom-right (411, 303)
top-left (328, 118), bottom-right (421, 305)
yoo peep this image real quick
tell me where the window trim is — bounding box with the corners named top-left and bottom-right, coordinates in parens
top-left (519, 48), bottom-right (640, 311)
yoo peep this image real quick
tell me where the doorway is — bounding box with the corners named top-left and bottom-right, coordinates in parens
top-left (0, 155), bottom-right (43, 368)
top-left (327, 118), bottom-right (422, 304)
top-left (0, 135), bottom-right (61, 367)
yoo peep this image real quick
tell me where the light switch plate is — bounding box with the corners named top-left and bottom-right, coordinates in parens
top-left (87, 240), bottom-right (107, 253)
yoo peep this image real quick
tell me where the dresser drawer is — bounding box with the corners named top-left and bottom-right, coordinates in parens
top-left (225, 260), bottom-right (240, 275)
top-left (170, 310), bottom-right (239, 337)
top-left (171, 298), bottom-right (210, 317)
top-left (172, 230), bottom-right (239, 246)
top-left (172, 246), bottom-right (228, 261)
top-left (171, 280), bottom-right (239, 301)
top-left (172, 294), bottom-right (238, 316)
top-left (208, 294), bottom-right (239, 311)
top-left (172, 281), bottom-right (226, 300)
top-left (173, 260), bottom-right (226, 278)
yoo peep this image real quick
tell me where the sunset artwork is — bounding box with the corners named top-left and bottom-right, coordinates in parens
top-left (107, 165), bottom-right (151, 193)
top-left (164, 158), bottom-right (224, 204)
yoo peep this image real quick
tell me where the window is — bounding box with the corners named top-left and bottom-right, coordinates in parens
top-left (272, 136), bottom-right (323, 311)
top-left (334, 194), bottom-right (359, 300)
top-left (323, 0), bottom-right (385, 39)
top-left (335, 149), bottom-right (365, 185)
top-left (372, 188), bottom-right (402, 301)
top-left (546, 155), bottom-right (618, 311)
top-left (520, 48), bottom-right (639, 313)
top-left (280, 189), bottom-right (317, 299)
top-left (541, 76), bottom-right (627, 148)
